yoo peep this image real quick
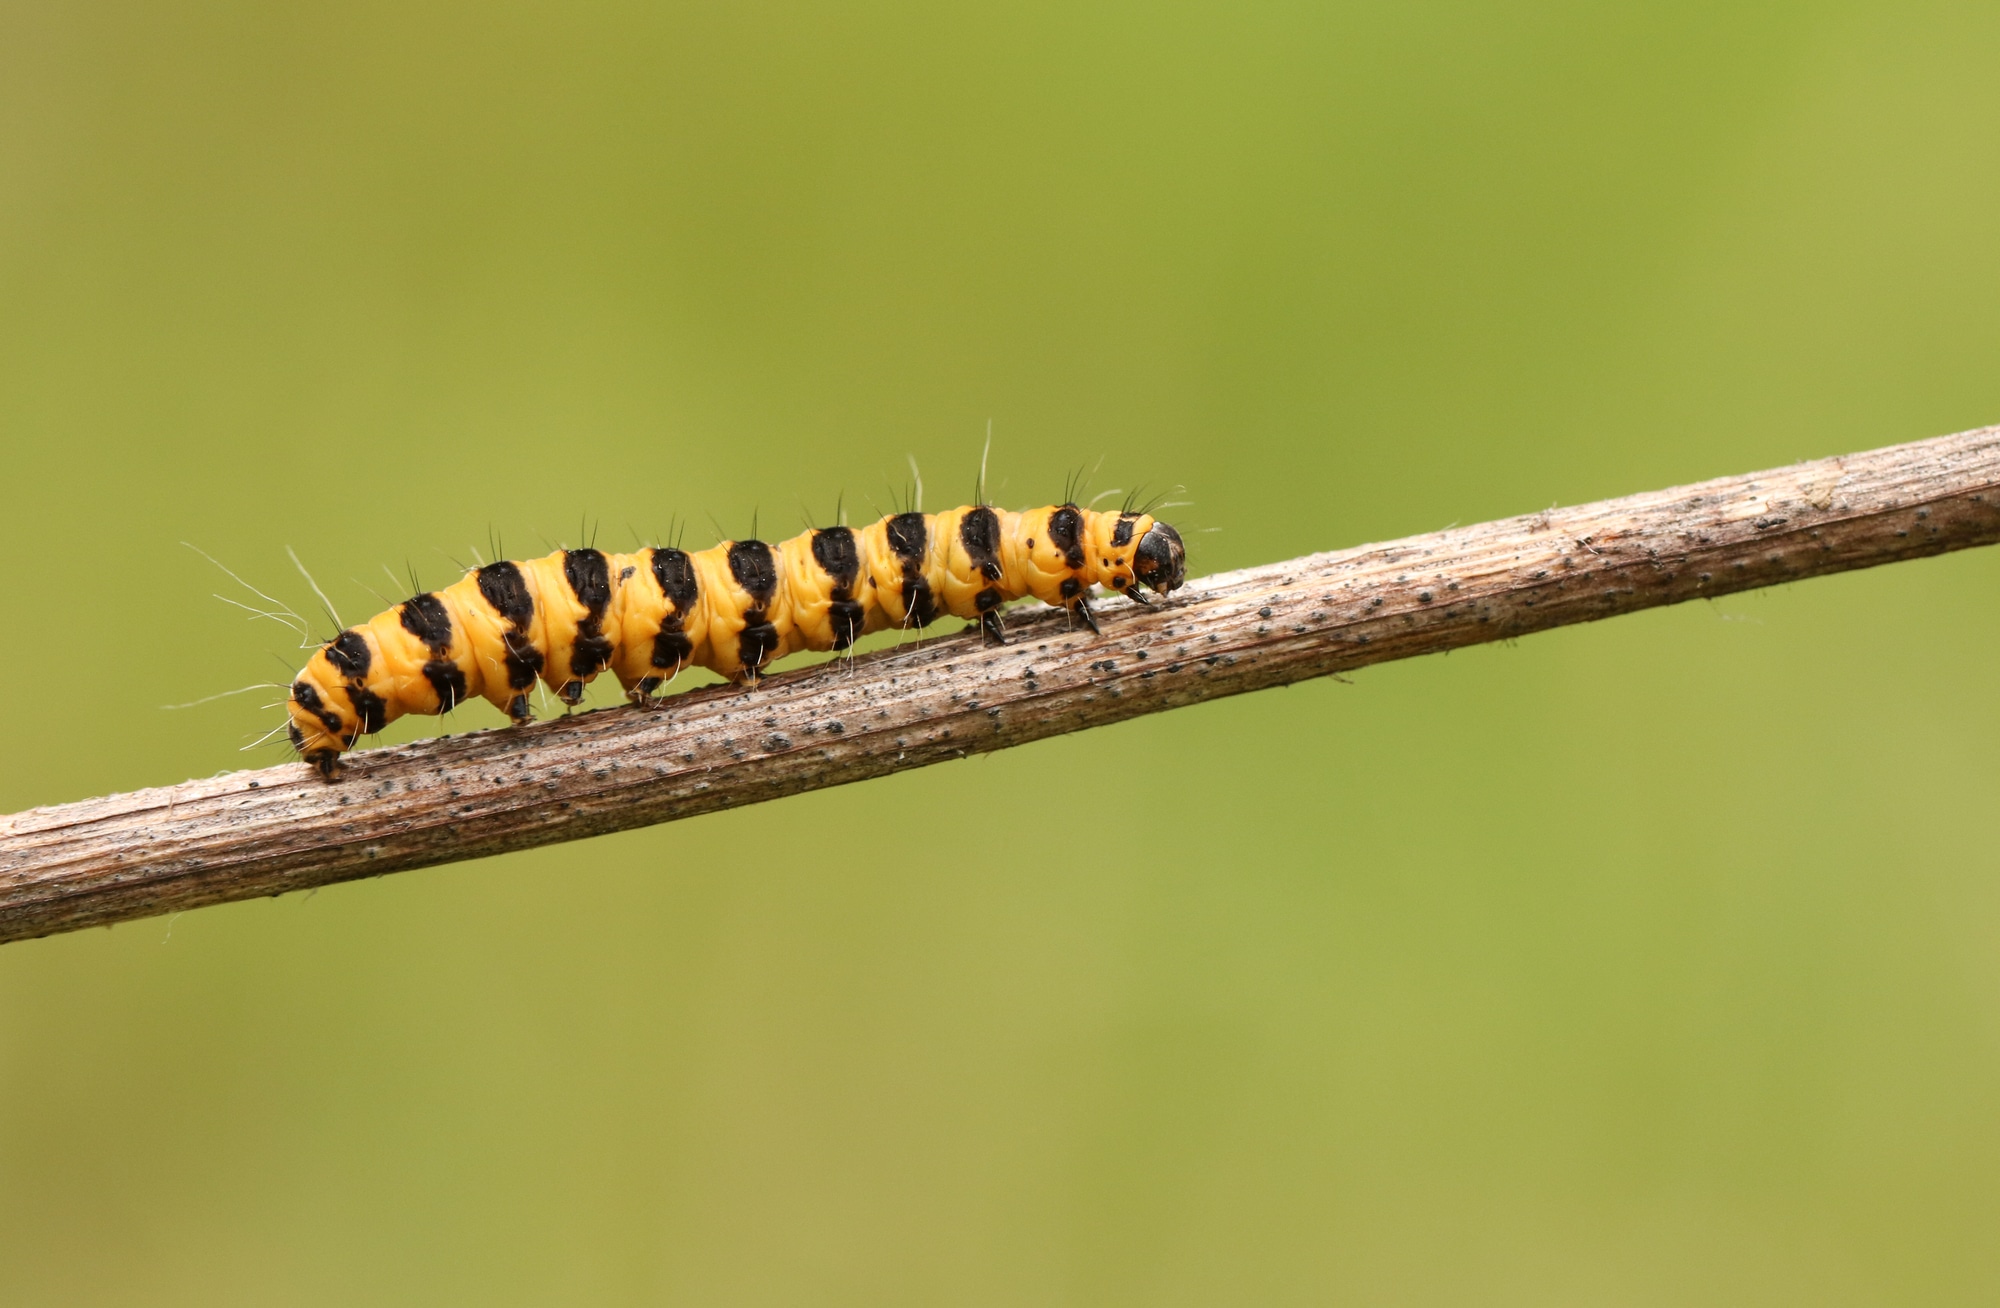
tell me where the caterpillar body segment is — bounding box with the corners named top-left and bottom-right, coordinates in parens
top-left (777, 529), bottom-right (866, 655)
top-left (287, 505), bottom-right (1187, 779)
top-left (607, 546), bottom-right (706, 701)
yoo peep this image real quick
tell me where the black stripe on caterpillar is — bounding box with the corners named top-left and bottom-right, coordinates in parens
top-left (285, 504), bottom-right (1187, 779)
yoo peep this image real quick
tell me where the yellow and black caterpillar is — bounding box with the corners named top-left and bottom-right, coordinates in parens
top-left (286, 502), bottom-right (1186, 778)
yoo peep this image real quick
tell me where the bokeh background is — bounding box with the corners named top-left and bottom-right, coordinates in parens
top-left (5, 2), bottom-right (2000, 1303)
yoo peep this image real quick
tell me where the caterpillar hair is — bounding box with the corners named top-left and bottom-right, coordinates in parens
top-left (285, 499), bottom-right (1187, 779)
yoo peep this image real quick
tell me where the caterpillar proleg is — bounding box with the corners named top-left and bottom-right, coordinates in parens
top-left (286, 501), bottom-right (1186, 778)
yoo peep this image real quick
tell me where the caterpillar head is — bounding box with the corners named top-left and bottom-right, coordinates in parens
top-left (286, 633), bottom-right (378, 779)
top-left (1132, 520), bottom-right (1186, 596)
top-left (286, 676), bottom-right (352, 778)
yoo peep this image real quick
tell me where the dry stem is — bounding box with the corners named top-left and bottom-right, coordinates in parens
top-left (5, 425), bottom-right (1999, 946)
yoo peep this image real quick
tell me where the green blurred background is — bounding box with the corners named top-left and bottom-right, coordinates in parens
top-left (4, 1), bottom-right (1999, 1302)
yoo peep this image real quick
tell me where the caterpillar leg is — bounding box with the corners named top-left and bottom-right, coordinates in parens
top-left (830, 601), bottom-right (864, 652)
top-left (1068, 595), bottom-right (1101, 635)
top-left (739, 619), bottom-right (781, 683)
top-left (505, 693), bottom-right (534, 725)
top-left (557, 679), bottom-right (586, 708)
top-left (978, 610), bottom-right (1007, 646)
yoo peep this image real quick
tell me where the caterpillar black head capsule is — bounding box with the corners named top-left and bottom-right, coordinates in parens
top-left (287, 666), bottom-right (365, 781)
top-left (1132, 521), bottom-right (1187, 596)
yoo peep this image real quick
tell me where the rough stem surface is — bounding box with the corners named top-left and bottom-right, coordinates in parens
top-left (5, 425), bottom-right (1999, 946)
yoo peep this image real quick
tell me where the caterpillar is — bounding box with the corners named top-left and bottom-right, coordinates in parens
top-left (285, 501), bottom-right (1186, 779)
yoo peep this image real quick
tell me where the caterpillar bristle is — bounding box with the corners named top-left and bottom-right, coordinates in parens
top-left (282, 490), bottom-right (1189, 779)
top-left (185, 542), bottom-right (312, 645)
top-left (286, 545), bottom-right (343, 634)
